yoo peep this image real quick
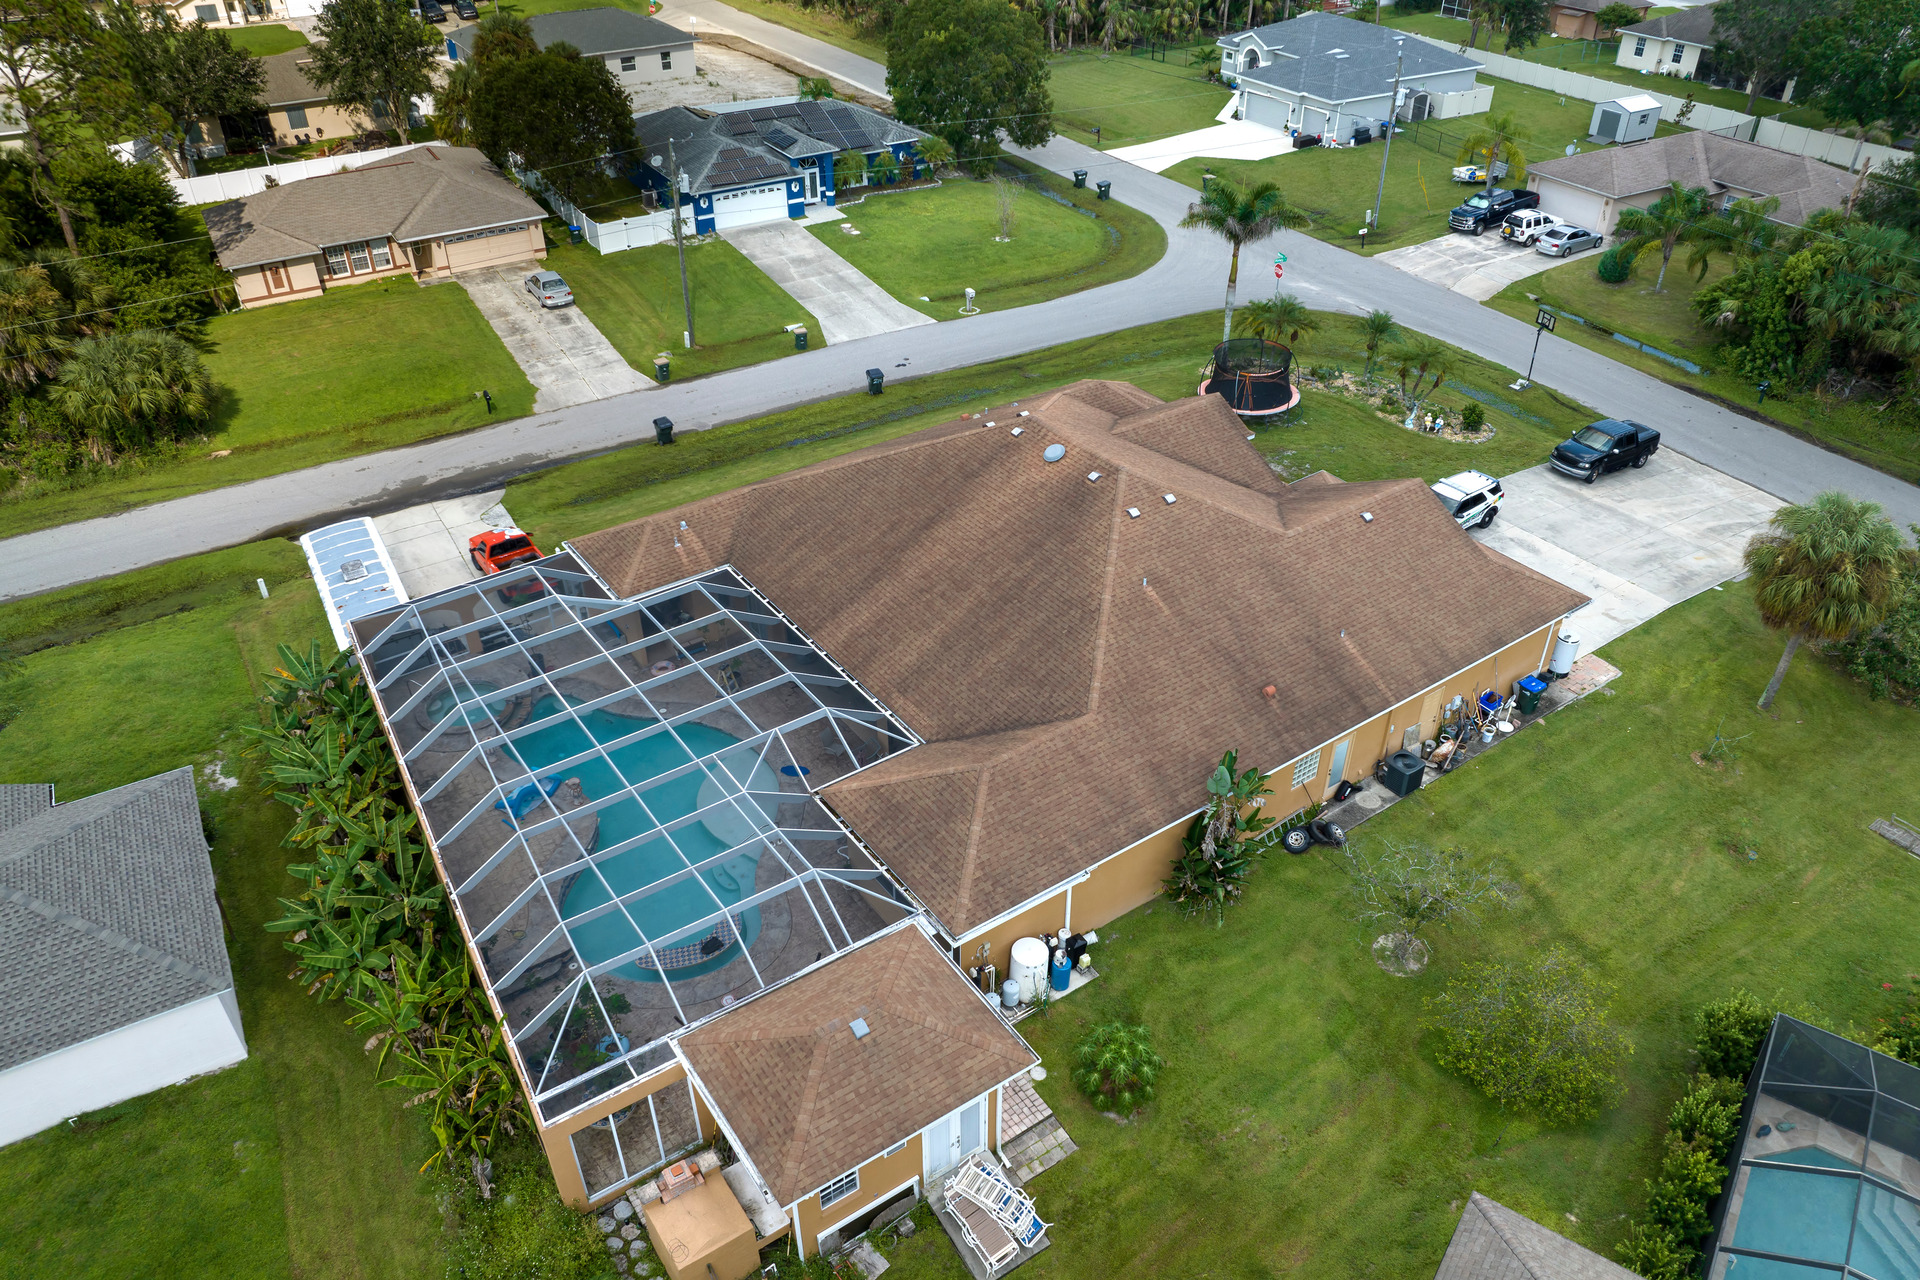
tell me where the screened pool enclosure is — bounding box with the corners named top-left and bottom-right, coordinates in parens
top-left (1710, 1016), bottom-right (1920, 1280)
top-left (350, 554), bottom-right (919, 1127)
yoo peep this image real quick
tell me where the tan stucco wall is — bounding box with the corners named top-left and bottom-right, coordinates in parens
top-left (231, 254), bottom-right (325, 308)
top-left (229, 225), bottom-right (545, 308)
top-left (438, 222), bottom-right (546, 274)
top-left (541, 1059), bottom-right (719, 1208)
top-left (792, 1134), bottom-right (924, 1254)
top-left (267, 102), bottom-right (364, 146)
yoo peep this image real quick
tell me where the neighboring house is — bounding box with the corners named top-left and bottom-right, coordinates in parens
top-left (1548, 0), bottom-right (1651, 40)
top-left (161, 0), bottom-right (323, 25)
top-left (346, 378), bottom-right (1586, 1248)
top-left (1527, 130), bottom-right (1854, 232)
top-left (1613, 1), bottom-right (1718, 78)
top-left (1218, 11), bottom-right (1491, 137)
top-left (447, 7), bottom-right (695, 109)
top-left (631, 97), bottom-right (927, 233)
top-left (205, 144), bottom-right (546, 308)
top-left (188, 46), bottom-right (378, 159)
top-left (0, 769), bottom-right (247, 1147)
top-left (1436, 1193), bottom-right (1642, 1280)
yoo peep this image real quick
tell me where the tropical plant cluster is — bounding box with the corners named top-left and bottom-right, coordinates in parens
top-left (1162, 749), bottom-right (1276, 925)
top-left (1073, 1020), bottom-right (1164, 1113)
top-left (246, 640), bottom-right (528, 1176)
top-left (441, 1151), bottom-right (608, 1280)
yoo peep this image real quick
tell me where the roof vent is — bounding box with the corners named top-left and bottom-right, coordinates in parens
top-left (1087, 471), bottom-right (1102, 483)
top-left (1010, 426), bottom-right (1024, 436)
top-left (1018, 411), bottom-right (1030, 417)
top-left (1362, 512), bottom-right (1375, 523)
top-left (1043, 443), bottom-right (1067, 463)
top-left (339, 559), bottom-right (367, 582)
top-left (1163, 493), bottom-right (1176, 505)
top-left (985, 421), bottom-right (995, 427)
top-left (1126, 507), bottom-right (1141, 519)
top-left (850, 1017), bottom-right (871, 1039)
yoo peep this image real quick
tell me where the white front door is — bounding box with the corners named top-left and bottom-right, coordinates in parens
top-left (923, 1096), bottom-right (986, 1182)
top-left (803, 164), bottom-right (820, 203)
top-left (1328, 739), bottom-right (1350, 790)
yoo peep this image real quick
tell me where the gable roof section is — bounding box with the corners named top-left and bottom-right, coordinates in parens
top-left (678, 925), bottom-right (1035, 1207)
top-left (449, 6), bottom-right (693, 59)
top-left (570, 382), bottom-right (1585, 937)
top-left (1619, 1), bottom-right (1720, 43)
top-left (1529, 131), bottom-right (1852, 224)
top-left (205, 145), bottom-right (546, 270)
top-left (0, 768), bottom-right (232, 1072)
top-left (1436, 1193), bottom-right (1644, 1280)
top-left (1227, 12), bottom-right (1482, 103)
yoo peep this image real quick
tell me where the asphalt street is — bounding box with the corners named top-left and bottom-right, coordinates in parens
top-left (3, 12), bottom-right (1912, 600)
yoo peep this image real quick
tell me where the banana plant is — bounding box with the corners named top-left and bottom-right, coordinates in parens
top-left (388, 1012), bottom-right (528, 1172)
top-left (347, 935), bottom-right (482, 1074)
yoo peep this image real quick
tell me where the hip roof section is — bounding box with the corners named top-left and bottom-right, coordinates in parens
top-left (1224, 11), bottom-right (1483, 103)
top-left (1529, 131), bottom-right (1853, 224)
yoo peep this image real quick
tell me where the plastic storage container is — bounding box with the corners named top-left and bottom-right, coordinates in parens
top-left (1008, 937), bottom-right (1049, 1003)
top-left (1550, 628), bottom-right (1581, 677)
top-left (1514, 674), bottom-right (1547, 714)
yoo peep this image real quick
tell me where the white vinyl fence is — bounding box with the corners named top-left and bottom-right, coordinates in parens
top-left (519, 170), bottom-right (682, 253)
top-left (1403, 32), bottom-right (1907, 172)
top-left (166, 140), bottom-right (450, 205)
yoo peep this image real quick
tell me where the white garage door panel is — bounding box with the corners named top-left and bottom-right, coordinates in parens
top-left (712, 183), bottom-right (789, 230)
top-left (1535, 181), bottom-right (1606, 233)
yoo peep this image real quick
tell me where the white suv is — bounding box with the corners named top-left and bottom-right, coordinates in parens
top-left (1431, 470), bottom-right (1503, 529)
top-left (1500, 209), bottom-right (1558, 247)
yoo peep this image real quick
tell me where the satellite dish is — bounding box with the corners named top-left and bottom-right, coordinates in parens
top-left (650, 155), bottom-right (664, 166)
top-left (1565, 142), bottom-right (1578, 156)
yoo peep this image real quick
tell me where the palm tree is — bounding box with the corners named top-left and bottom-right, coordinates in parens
top-left (1181, 178), bottom-right (1312, 342)
top-left (1455, 111), bottom-right (1529, 195)
top-left (1686, 195), bottom-right (1781, 280)
top-left (0, 250), bottom-right (114, 390)
top-left (1744, 492), bottom-right (1905, 710)
top-left (1238, 292), bottom-right (1316, 346)
top-left (49, 331), bottom-right (214, 460)
top-left (433, 60), bottom-right (478, 145)
top-left (1614, 181), bottom-right (1711, 292)
top-left (1359, 309), bottom-right (1399, 377)
top-left (1388, 334), bottom-right (1456, 401)
top-left (1097, 0), bottom-right (1137, 50)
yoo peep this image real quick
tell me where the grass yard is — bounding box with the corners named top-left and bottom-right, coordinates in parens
top-left (0, 280), bottom-right (534, 542)
top-left (1047, 47), bottom-right (1231, 148)
top-left (816, 162), bottom-right (1166, 319)
top-left (225, 23), bottom-right (308, 56)
top-left (1487, 257), bottom-right (1920, 485)
top-left (505, 307), bottom-right (1591, 546)
top-left (875, 581), bottom-right (1920, 1279)
top-left (543, 233), bottom-right (822, 379)
top-left (0, 544), bottom-right (449, 1280)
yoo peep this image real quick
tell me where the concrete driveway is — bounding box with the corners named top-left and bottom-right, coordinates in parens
top-left (725, 220), bottom-right (935, 345)
top-left (1377, 230), bottom-right (1560, 301)
top-left (1109, 120), bottom-right (1294, 173)
top-left (1473, 450), bottom-right (1781, 651)
top-left (368, 489), bottom-right (519, 600)
top-left (459, 266), bottom-right (651, 412)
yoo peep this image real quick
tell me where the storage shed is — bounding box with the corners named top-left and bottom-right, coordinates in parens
top-left (1588, 94), bottom-right (1661, 144)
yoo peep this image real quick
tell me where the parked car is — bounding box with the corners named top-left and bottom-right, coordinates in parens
top-left (1534, 224), bottom-right (1604, 257)
top-left (417, 0), bottom-right (447, 21)
top-left (1449, 187), bottom-right (1539, 235)
top-left (1430, 469), bottom-right (1504, 529)
top-left (1499, 209), bottom-right (1557, 247)
top-left (470, 529), bottom-right (543, 574)
top-left (453, 0), bottom-right (479, 15)
top-left (524, 270), bottom-right (573, 308)
top-left (1451, 160), bottom-right (1509, 184)
top-left (1550, 419), bottom-right (1660, 483)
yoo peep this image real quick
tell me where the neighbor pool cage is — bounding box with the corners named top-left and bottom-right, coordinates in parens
top-left (350, 554), bottom-right (920, 1127)
top-left (1708, 1015), bottom-right (1920, 1280)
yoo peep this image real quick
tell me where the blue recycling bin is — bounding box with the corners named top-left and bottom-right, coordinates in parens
top-left (1050, 951), bottom-right (1071, 992)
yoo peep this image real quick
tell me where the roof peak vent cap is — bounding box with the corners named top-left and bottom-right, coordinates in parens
top-left (1043, 443), bottom-right (1067, 463)
top-left (850, 1016), bottom-right (871, 1039)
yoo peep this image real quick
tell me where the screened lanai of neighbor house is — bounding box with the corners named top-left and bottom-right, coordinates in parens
top-left (350, 557), bottom-right (921, 1129)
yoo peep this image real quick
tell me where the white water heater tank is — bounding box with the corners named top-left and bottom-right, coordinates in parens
top-left (1008, 937), bottom-right (1050, 1004)
top-left (1550, 628), bottom-right (1581, 678)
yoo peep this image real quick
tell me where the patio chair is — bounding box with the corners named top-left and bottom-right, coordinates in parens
top-left (948, 1189), bottom-right (1019, 1271)
top-left (954, 1157), bottom-right (1050, 1248)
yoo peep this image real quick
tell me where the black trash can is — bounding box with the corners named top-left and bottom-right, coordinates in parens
top-left (568, 225), bottom-right (583, 245)
top-left (1096, 180), bottom-right (1111, 200)
top-left (1380, 750), bottom-right (1425, 797)
top-left (1515, 674), bottom-right (1547, 715)
top-left (653, 353), bottom-right (670, 383)
top-left (653, 416), bottom-right (675, 445)
top-left (1072, 169), bottom-right (1087, 189)
top-left (793, 325), bottom-right (808, 351)
top-left (866, 367), bottom-right (885, 395)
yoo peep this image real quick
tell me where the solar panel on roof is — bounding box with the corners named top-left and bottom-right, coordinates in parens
top-left (763, 127), bottom-right (799, 150)
top-left (749, 108), bottom-right (777, 121)
top-left (729, 118), bottom-right (757, 135)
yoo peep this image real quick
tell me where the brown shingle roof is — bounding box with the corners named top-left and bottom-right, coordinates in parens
top-left (571, 382), bottom-right (1585, 936)
top-left (678, 925), bottom-right (1034, 1208)
top-left (1530, 132), bottom-right (1853, 225)
top-left (204, 145), bottom-right (546, 270)
top-left (1435, 1193), bottom-right (1643, 1280)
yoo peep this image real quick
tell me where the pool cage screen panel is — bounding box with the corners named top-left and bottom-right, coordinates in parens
top-left (1709, 1015), bottom-right (1920, 1280)
top-left (354, 557), bottom-right (920, 1126)
top-left (570, 1075), bottom-right (706, 1201)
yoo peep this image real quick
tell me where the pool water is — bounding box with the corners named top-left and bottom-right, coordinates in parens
top-left (505, 697), bottom-right (776, 981)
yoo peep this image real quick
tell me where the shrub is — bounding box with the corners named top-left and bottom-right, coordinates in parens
top-left (442, 1151), bottom-right (606, 1280)
top-left (1644, 1133), bottom-right (1729, 1239)
top-left (1073, 1021), bottom-right (1162, 1113)
top-left (1832, 551), bottom-right (1920, 702)
top-left (1162, 750), bottom-right (1275, 925)
top-left (1616, 1221), bottom-right (1696, 1280)
top-left (1461, 402), bottom-right (1486, 432)
top-left (1596, 246), bottom-right (1632, 283)
top-left (1695, 990), bottom-right (1774, 1078)
top-left (1873, 974), bottom-right (1920, 1064)
top-left (1669, 1073), bottom-right (1743, 1153)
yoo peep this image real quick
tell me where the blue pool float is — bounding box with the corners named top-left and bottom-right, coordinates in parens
top-left (496, 776), bottom-right (562, 824)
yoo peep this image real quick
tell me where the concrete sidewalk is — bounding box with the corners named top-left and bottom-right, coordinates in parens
top-left (725, 220), bottom-right (935, 345)
top-left (459, 266), bottom-right (652, 411)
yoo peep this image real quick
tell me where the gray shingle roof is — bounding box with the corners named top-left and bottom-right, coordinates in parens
top-left (1436, 1194), bottom-right (1643, 1280)
top-left (259, 47), bottom-right (327, 109)
top-left (449, 6), bottom-right (693, 60)
top-left (0, 768), bottom-right (233, 1072)
top-left (204, 145), bottom-right (547, 270)
top-left (1225, 12), bottom-right (1483, 105)
top-left (0, 784), bottom-right (52, 833)
top-left (1529, 131), bottom-right (1853, 224)
top-left (1619, 1), bottom-right (1722, 44)
top-left (634, 100), bottom-right (923, 195)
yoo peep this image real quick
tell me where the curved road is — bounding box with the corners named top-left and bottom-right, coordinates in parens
top-left (2, 10), bottom-right (1912, 599)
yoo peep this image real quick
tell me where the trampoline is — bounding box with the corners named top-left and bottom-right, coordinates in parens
top-left (1201, 338), bottom-right (1298, 417)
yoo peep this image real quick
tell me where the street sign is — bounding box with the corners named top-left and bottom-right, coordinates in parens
top-left (1535, 308), bottom-right (1557, 332)
top-left (1274, 252), bottom-right (1288, 263)
top-left (1274, 263), bottom-right (1284, 279)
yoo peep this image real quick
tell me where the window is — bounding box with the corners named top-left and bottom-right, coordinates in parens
top-left (660, 50), bottom-right (672, 70)
top-left (619, 55), bottom-right (635, 72)
top-left (1632, 36), bottom-right (1646, 57)
top-left (1670, 43), bottom-right (1684, 63)
top-left (347, 240), bottom-right (371, 273)
top-left (286, 105), bottom-right (308, 129)
top-left (267, 264), bottom-right (285, 290)
top-left (369, 240), bottom-right (392, 270)
top-left (196, 3), bottom-right (217, 19)
top-left (819, 1169), bottom-right (859, 1209)
top-left (325, 245), bottom-right (350, 276)
top-left (1292, 748), bottom-right (1322, 789)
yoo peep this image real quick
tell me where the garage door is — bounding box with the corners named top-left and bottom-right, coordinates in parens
top-left (712, 182), bottom-right (789, 231)
top-left (1534, 180), bottom-right (1607, 234)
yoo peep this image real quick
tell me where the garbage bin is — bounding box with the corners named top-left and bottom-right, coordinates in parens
top-left (1096, 180), bottom-right (1111, 200)
top-left (568, 225), bottom-right (582, 245)
top-left (793, 325), bottom-right (808, 351)
top-left (1514, 674), bottom-right (1547, 715)
top-left (653, 416), bottom-right (675, 445)
top-left (1381, 750), bottom-right (1425, 797)
top-left (866, 367), bottom-right (885, 395)
top-left (1072, 169), bottom-right (1087, 189)
top-left (653, 352), bottom-right (670, 383)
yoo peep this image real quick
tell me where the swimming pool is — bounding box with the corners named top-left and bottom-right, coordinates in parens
top-left (505, 697), bottom-right (779, 981)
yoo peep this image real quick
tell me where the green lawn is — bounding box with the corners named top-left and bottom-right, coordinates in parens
top-left (1047, 47), bottom-right (1231, 148)
top-left (543, 233), bottom-right (821, 379)
top-left (1163, 74), bottom-right (1682, 255)
top-left (1487, 257), bottom-right (1920, 485)
top-left (815, 162), bottom-right (1166, 319)
top-left (0, 280), bottom-right (534, 541)
top-left (876, 581), bottom-right (1920, 1279)
top-left (0, 544), bottom-right (448, 1280)
top-left (226, 23), bottom-right (308, 56)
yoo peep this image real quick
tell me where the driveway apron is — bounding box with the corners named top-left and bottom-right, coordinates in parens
top-left (459, 266), bottom-right (652, 412)
top-left (724, 220), bottom-right (936, 345)
top-left (1376, 232), bottom-right (1557, 301)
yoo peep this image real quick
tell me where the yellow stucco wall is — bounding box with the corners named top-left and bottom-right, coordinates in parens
top-left (541, 1060), bottom-right (718, 1208)
top-left (957, 896), bottom-right (1069, 990)
top-left (792, 1134), bottom-right (924, 1253)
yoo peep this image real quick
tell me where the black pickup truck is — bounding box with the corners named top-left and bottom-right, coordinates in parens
top-left (1550, 419), bottom-right (1661, 483)
top-left (1449, 187), bottom-right (1540, 235)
